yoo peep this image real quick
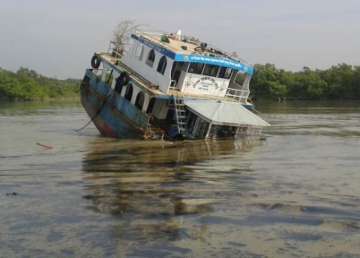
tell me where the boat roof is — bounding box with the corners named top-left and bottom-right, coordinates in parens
top-left (184, 99), bottom-right (270, 127)
top-left (132, 32), bottom-right (254, 75)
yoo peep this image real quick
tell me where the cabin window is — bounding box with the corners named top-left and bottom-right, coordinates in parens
top-left (188, 63), bottom-right (204, 74)
top-left (218, 67), bottom-right (232, 79)
top-left (135, 92), bottom-right (145, 110)
top-left (195, 119), bottom-right (210, 138)
top-left (203, 64), bottom-right (219, 77)
top-left (135, 45), bottom-right (144, 60)
top-left (157, 56), bottom-right (167, 75)
top-left (146, 49), bottom-right (155, 67)
top-left (235, 72), bottom-right (246, 86)
top-left (124, 84), bottom-right (133, 101)
top-left (209, 125), bottom-right (237, 138)
top-left (146, 97), bottom-right (156, 114)
top-left (115, 76), bottom-right (123, 94)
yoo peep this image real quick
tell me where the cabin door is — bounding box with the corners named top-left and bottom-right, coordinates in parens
top-left (171, 62), bottom-right (188, 89)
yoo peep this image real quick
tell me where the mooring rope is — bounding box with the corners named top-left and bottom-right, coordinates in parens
top-left (75, 70), bottom-right (114, 133)
top-left (74, 90), bottom-right (114, 133)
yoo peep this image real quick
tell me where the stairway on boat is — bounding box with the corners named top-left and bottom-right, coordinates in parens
top-left (173, 96), bottom-right (188, 137)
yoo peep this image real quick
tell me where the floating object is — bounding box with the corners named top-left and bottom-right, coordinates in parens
top-left (6, 192), bottom-right (18, 196)
top-left (80, 28), bottom-right (269, 140)
top-left (36, 142), bottom-right (53, 149)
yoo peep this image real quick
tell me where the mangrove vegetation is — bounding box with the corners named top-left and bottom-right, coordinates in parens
top-left (1, 64), bottom-right (360, 101)
top-left (250, 63), bottom-right (360, 101)
top-left (0, 67), bottom-right (80, 101)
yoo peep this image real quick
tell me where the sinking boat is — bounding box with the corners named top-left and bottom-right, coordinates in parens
top-left (80, 30), bottom-right (269, 140)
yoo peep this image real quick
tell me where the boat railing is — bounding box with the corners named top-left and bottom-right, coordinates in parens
top-left (225, 88), bottom-right (249, 102)
top-left (90, 68), bottom-right (104, 77)
top-left (169, 80), bottom-right (179, 91)
top-left (107, 41), bottom-right (123, 58)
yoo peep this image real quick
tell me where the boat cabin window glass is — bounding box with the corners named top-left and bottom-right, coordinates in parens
top-left (146, 97), bottom-right (156, 114)
top-left (135, 92), bottom-right (145, 110)
top-left (115, 76), bottom-right (124, 94)
top-left (188, 63), bottom-right (204, 74)
top-left (218, 67), bottom-right (232, 79)
top-left (146, 49), bottom-right (155, 67)
top-left (124, 84), bottom-right (133, 101)
top-left (209, 125), bottom-right (237, 138)
top-left (235, 72), bottom-right (246, 86)
top-left (135, 45), bottom-right (144, 60)
top-left (203, 64), bottom-right (219, 77)
top-left (157, 56), bottom-right (167, 75)
top-left (196, 119), bottom-right (210, 138)
top-left (171, 62), bottom-right (189, 87)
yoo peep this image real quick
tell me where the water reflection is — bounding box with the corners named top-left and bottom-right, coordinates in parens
top-left (81, 138), bottom-right (262, 218)
top-left (80, 138), bottom-right (264, 256)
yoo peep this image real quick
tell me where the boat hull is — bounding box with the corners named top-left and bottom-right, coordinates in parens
top-left (80, 70), bottom-right (151, 139)
top-left (80, 69), bottom-right (267, 140)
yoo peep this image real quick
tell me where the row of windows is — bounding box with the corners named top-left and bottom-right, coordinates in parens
top-left (143, 48), bottom-right (167, 75)
top-left (188, 63), bottom-right (233, 79)
top-left (136, 44), bottom-right (233, 79)
top-left (120, 83), bottom-right (155, 113)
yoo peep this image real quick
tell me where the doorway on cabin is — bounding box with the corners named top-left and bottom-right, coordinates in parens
top-left (170, 62), bottom-right (189, 90)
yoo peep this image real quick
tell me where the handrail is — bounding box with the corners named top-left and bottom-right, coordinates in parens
top-left (225, 87), bottom-right (249, 102)
top-left (107, 41), bottom-right (123, 57)
top-left (169, 80), bottom-right (179, 91)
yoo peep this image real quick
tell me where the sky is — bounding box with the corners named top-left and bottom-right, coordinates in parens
top-left (0, 0), bottom-right (359, 79)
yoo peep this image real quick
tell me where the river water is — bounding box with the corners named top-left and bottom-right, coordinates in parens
top-left (0, 101), bottom-right (360, 258)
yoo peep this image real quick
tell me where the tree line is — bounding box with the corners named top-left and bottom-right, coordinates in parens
top-left (250, 63), bottom-right (360, 101)
top-left (1, 64), bottom-right (360, 101)
top-left (0, 67), bottom-right (80, 101)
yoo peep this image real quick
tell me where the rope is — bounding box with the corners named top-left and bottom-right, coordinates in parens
top-left (75, 70), bottom-right (114, 133)
top-left (75, 90), bottom-right (114, 133)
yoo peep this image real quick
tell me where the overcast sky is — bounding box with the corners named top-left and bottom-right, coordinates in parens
top-left (0, 0), bottom-right (359, 78)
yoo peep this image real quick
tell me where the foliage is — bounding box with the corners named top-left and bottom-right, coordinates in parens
top-left (2, 62), bottom-right (359, 101)
top-left (250, 64), bottom-right (360, 100)
top-left (113, 20), bottom-right (141, 54)
top-left (0, 67), bottom-right (80, 101)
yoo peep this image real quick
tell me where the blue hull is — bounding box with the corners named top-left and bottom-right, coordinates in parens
top-left (81, 69), bottom-right (151, 139)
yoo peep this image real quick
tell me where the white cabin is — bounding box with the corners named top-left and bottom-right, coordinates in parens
top-left (120, 32), bottom-right (254, 103)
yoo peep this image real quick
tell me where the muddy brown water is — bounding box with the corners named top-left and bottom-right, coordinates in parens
top-left (0, 101), bottom-right (360, 258)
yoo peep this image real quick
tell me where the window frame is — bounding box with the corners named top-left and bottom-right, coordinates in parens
top-left (157, 56), bottom-right (167, 75)
top-left (135, 45), bottom-right (144, 61)
top-left (188, 63), bottom-right (205, 74)
top-left (146, 49), bottom-right (156, 67)
top-left (203, 64), bottom-right (219, 77)
top-left (124, 84), bottom-right (133, 102)
top-left (135, 91), bottom-right (145, 110)
top-left (218, 67), bottom-right (233, 79)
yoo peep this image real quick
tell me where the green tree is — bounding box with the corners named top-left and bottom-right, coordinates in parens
top-left (0, 67), bottom-right (80, 101)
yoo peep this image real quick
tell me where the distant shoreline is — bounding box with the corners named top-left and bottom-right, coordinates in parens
top-left (0, 67), bottom-right (80, 101)
top-left (1, 64), bottom-right (359, 102)
top-left (251, 63), bottom-right (360, 101)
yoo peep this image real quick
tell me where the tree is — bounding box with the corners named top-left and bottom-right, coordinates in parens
top-left (249, 63), bottom-right (360, 100)
top-left (351, 66), bottom-right (360, 98)
top-left (113, 20), bottom-right (141, 55)
top-left (0, 67), bottom-right (79, 101)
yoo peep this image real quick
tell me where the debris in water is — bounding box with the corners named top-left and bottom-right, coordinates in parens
top-left (36, 142), bottom-right (53, 150)
top-left (6, 192), bottom-right (18, 196)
